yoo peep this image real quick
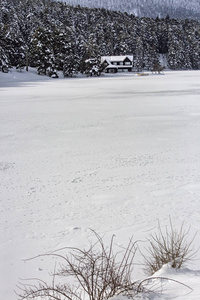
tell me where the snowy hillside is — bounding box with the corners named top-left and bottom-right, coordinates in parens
top-left (1, 69), bottom-right (200, 299)
top-left (57, 0), bottom-right (200, 19)
top-left (1, 0), bottom-right (200, 72)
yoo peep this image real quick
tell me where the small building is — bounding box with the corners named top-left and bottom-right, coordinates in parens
top-left (101, 56), bottom-right (133, 73)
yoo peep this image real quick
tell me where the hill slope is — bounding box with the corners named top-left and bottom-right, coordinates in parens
top-left (57, 0), bottom-right (200, 20)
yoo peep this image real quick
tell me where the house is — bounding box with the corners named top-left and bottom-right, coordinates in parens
top-left (101, 56), bottom-right (133, 73)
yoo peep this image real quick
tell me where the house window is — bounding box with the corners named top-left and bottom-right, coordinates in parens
top-left (125, 62), bottom-right (131, 65)
top-left (113, 62), bottom-right (117, 65)
top-left (119, 62), bottom-right (123, 65)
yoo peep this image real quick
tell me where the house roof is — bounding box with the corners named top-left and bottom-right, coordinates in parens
top-left (101, 56), bottom-right (133, 63)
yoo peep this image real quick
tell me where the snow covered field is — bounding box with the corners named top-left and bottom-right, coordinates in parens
top-left (0, 69), bottom-right (200, 299)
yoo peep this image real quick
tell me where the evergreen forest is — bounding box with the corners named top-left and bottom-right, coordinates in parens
top-left (0, 0), bottom-right (200, 76)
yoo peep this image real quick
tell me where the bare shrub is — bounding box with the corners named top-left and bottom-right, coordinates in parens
top-left (17, 231), bottom-right (142, 300)
top-left (143, 219), bottom-right (197, 275)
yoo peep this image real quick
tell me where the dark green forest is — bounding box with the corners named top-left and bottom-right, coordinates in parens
top-left (0, 0), bottom-right (200, 76)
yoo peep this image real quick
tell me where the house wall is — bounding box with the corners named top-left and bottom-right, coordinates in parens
top-left (102, 56), bottom-right (133, 73)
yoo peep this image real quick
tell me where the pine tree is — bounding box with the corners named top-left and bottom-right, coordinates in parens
top-left (63, 44), bottom-right (79, 77)
top-left (167, 22), bottom-right (186, 69)
top-left (135, 36), bottom-right (144, 72)
top-left (84, 57), bottom-right (101, 76)
top-left (29, 26), bottom-right (57, 76)
top-left (0, 23), bottom-right (11, 71)
top-left (0, 45), bottom-right (9, 72)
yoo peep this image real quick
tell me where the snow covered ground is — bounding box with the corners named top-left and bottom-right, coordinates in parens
top-left (0, 68), bottom-right (200, 300)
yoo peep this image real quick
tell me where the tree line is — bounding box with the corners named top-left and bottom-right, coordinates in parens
top-left (0, 0), bottom-right (200, 77)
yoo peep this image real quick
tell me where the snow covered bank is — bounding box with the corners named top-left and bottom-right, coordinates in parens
top-left (0, 69), bottom-right (200, 299)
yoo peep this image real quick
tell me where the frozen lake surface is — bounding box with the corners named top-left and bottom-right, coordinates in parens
top-left (0, 70), bottom-right (200, 299)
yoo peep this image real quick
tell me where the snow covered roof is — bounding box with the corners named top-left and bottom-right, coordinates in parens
top-left (101, 56), bottom-right (133, 63)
